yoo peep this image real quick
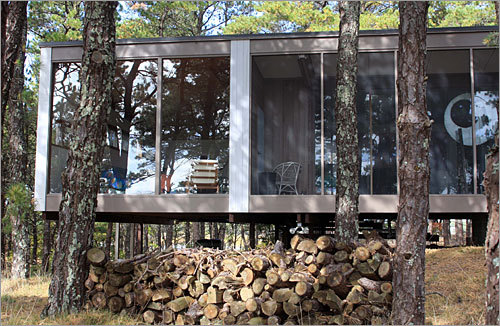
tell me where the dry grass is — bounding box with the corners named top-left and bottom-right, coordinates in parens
top-left (1, 275), bottom-right (140, 325)
top-left (1, 247), bottom-right (487, 325)
top-left (425, 246), bottom-right (486, 325)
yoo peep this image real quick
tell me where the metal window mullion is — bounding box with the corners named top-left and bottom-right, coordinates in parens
top-left (320, 53), bottom-right (325, 195)
top-left (394, 50), bottom-right (400, 196)
top-left (470, 49), bottom-right (477, 194)
top-left (155, 58), bottom-right (163, 195)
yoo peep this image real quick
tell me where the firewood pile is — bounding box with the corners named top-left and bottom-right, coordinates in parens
top-left (85, 231), bottom-right (394, 325)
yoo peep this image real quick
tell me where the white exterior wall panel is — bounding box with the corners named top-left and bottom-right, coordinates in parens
top-left (229, 41), bottom-right (251, 212)
top-left (34, 48), bottom-right (52, 211)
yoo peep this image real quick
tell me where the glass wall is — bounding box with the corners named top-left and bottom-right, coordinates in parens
top-left (160, 57), bottom-right (230, 194)
top-left (427, 50), bottom-right (473, 194)
top-left (101, 60), bottom-right (158, 194)
top-left (473, 49), bottom-right (498, 193)
top-left (323, 52), bottom-right (396, 195)
top-left (49, 60), bottom-right (158, 194)
top-left (251, 54), bottom-right (321, 195)
top-left (49, 63), bottom-right (80, 193)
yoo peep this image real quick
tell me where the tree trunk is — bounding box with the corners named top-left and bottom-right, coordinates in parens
top-left (42, 1), bottom-right (117, 316)
top-left (484, 144), bottom-right (499, 325)
top-left (144, 224), bottom-right (149, 252)
top-left (157, 225), bottom-right (162, 249)
top-left (455, 220), bottom-right (464, 246)
top-left (105, 222), bottom-right (113, 259)
top-left (31, 213), bottom-right (38, 264)
top-left (3, 1), bottom-right (29, 280)
top-left (392, 2), bottom-right (429, 325)
top-left (219, 223), bottom-right (226, 249)
top-left (41, 220), bottom-right (52, 273)
top-left (125, 224), bottom-right (131, 258)
top-left (443, 220), bottom-right (451, 246)
top-left (334, 1), bottom-right (360, 244)
top-left (192, 222), bottom-right (201, 245)
top-left (165, 224), bottom-right (173, 248)
top-left (185, 222), bottom-right (191, 246)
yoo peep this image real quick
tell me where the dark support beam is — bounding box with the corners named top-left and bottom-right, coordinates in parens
top-left (229, 214), bottom-right (235, 223)
top-left (274, 224), bottom-right (279, 242)
top-left (472, 217), bottom-right (487, 246)
top-left (129, 224), bottom-right (134, 258)
top-left (138, 224), bottom-right (143, 254)
top-left (249, 222), bottom-right (256, 249)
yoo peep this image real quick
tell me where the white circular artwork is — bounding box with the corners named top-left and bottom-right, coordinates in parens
top-left (444, 92), bottom-right (498, 146)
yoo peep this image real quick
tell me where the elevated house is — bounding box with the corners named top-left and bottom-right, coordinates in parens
top-left (35, 27), bottom-right (498, 244)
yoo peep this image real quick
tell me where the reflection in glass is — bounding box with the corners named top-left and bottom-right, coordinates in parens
top-left (49, 61), bottom-right (158, 194)
top-left (324, 52), bottom-right (396, 195)
top-left (427, 50), bottom-right (473, 194)
top-left (251, 54), bottom-right (321, 195)
top-left (101, 60), bottom-right (158, 194)
top-left (474, 49), bottom-right (498, 193)
top-left (50, 63), bottom-right (80, 193)
top-left (161, 57), bottom-right (230, 194)
top-left (323, 54), bottom-right (337, 194)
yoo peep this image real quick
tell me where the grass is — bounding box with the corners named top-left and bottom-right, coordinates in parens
top-left (1, 247), bottom-right (487, 325)
top-left (425, 246), bottom-right (486, 325)
top-left (1, 275), bottom-right (141, 325)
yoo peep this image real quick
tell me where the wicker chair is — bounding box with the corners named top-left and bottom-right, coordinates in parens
top-left (272, 162), bottom-right (301, 195)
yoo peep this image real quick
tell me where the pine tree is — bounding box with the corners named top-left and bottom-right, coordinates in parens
top-left (392, 2), bottom-right (430, 324)
top-left (334, 1), bottom-right (361, 243)
top-left (42, 1), bottom-right (117, 316)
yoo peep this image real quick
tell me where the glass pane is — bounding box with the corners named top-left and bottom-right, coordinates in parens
top-left (49, 61), bottom-right (158, 194)
top-left (474, 49), bottom-right (498, 193)
top-left (101, 60), bottom-right (158, 194)
top-left (324, 54), bottom-right (337, 195)
top-left (324, 52), bottom-right (396, 195)
top-left (251, 54), bottom-right (321, 195)
top-left (161, 57), bottom-right (230, 194)
top-left (357, 52), bottom-right (397, 194)
top-left (49, 63), bottom-right (80, 193)
top-left (427, 50), bottom-right (473, 194)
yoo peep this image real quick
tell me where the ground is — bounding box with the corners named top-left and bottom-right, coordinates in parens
top-left (1, 247), bottom-right (487, 325)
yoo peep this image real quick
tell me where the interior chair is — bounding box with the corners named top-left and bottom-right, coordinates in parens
top-left (188, 159), bottom-right (219, 193)
top-left (272, 162), bottom-right (301, 195)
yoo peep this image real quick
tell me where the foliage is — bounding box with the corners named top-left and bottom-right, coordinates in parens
top-left (2, 184), bottom-right (33, 234)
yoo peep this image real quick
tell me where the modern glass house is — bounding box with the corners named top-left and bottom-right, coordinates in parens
top-left (35, 27), bottom-right (498, 242)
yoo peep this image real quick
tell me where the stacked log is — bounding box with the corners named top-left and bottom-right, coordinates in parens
top-left (85, 232), bottom-right (393, 325)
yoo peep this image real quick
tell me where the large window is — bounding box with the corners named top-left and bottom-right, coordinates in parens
top-left (474, 49), bottom-right (498, 193)
top-left (101, 60), bottom-right (158, 194)
top-left (427, 50), bottom-right (473, 194)
top-left (324, 52), bottom-right (397, 195)
top-left (49, 63), bottom-right (80, 193)
top-left (160, 57), bottom-right (230, 194)
top-left (251, 54), bottom-right (321, 195)
top-left (49, 60), bottom-right (158, 194)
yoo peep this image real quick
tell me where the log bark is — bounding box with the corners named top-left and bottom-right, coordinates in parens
top-left (392, 2), bottom-right (429, 325)
top-left (41, 220), bottom-right (52, 274)
top-left (334, 0), bottom-right (361, 243)
top-left (42, 1), bottom-right (118, 317)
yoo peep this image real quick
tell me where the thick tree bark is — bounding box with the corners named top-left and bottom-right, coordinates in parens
top-left (484, 145), bottom-right (499, 325)
top-left (144, 224), bottom-right (149, 252)
top-left (392, 2), bottom-right (429, 325)
top-left (192, 222), bottom-right (201, 244)
top-left (41, 220), bottom-right (52, 274)
top-left (105, 222), bottom-right (113, 259)
top-left (42, 1), bottom-right (117, 316)
top-left (334, 1), bottom-right (360, 244)
top-left (3, 1), bottom-right (29, 280)
top-left (185, 222), bottom-right (191, 246)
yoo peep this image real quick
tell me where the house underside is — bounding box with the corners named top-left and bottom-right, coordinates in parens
top-left (35, 27), bottom-right (498, 244)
